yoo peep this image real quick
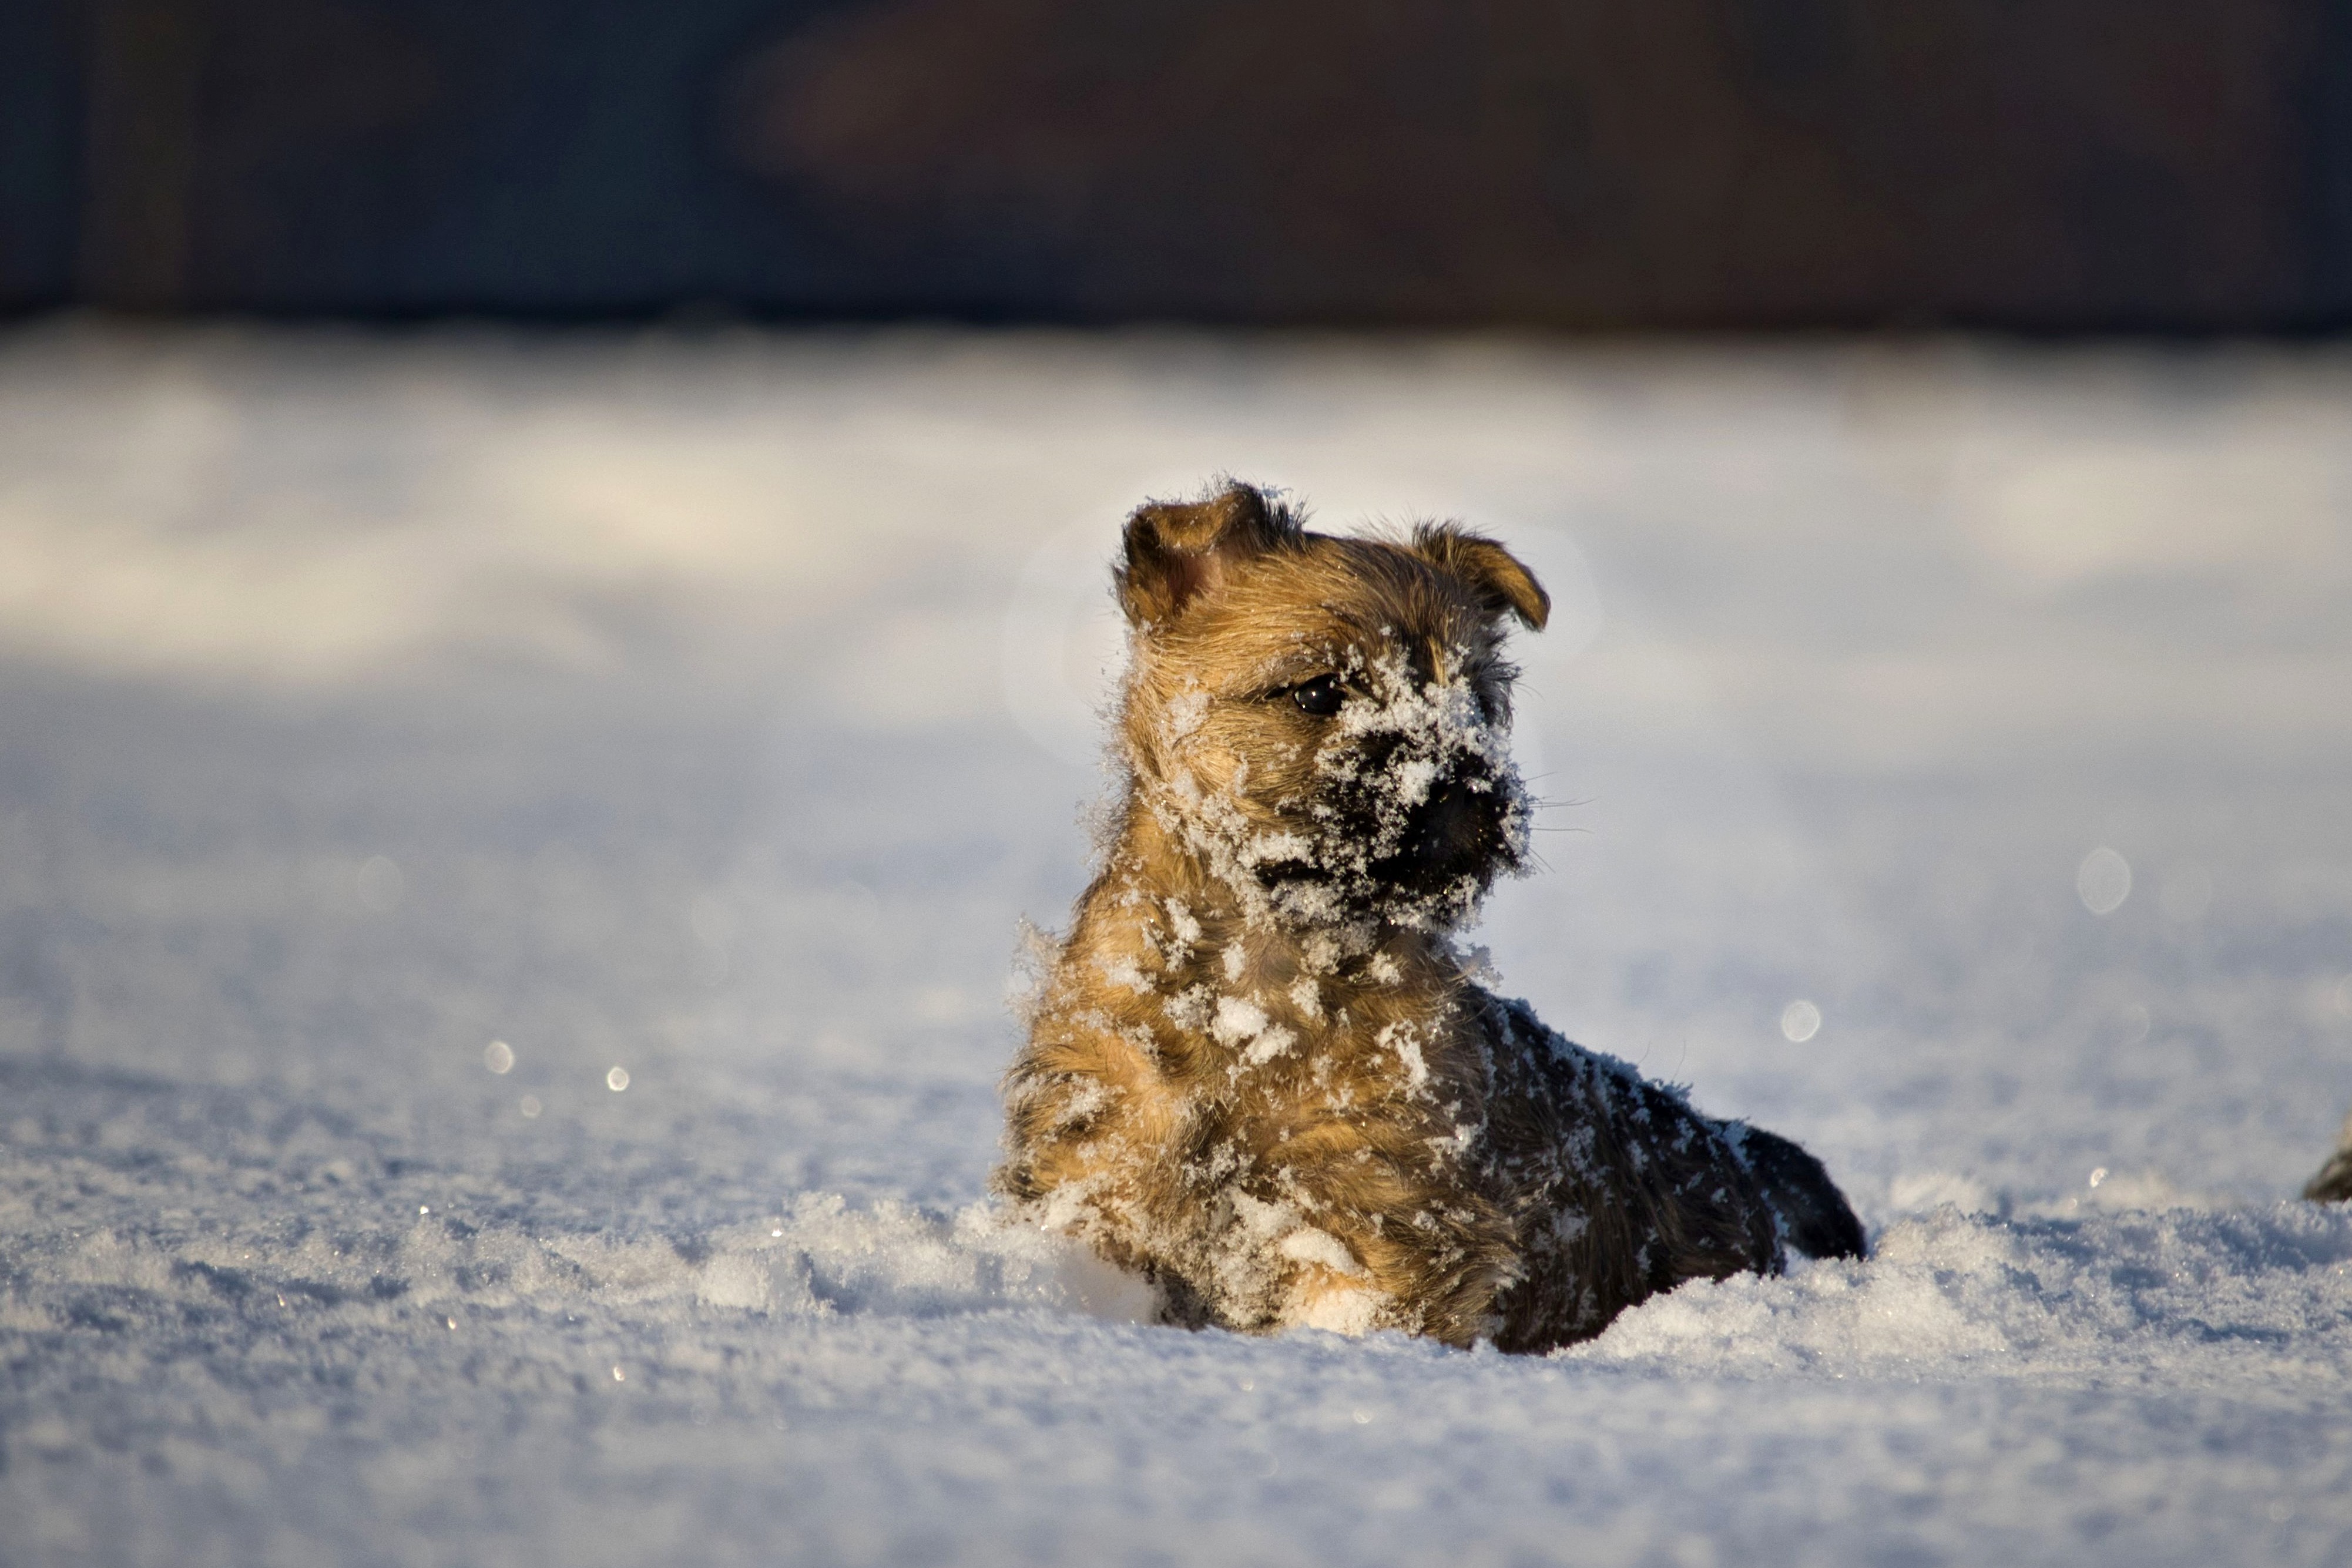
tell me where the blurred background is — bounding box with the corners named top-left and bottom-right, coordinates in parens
top-left (8, 0), bottom-right (2352, 329)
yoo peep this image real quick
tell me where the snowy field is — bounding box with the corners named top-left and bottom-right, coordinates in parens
top-left (4, 322), bottom-right (2352, 1566)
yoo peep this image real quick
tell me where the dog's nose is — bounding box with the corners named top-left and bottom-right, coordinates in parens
top-left (1402, 766), bottom-right (1506, 872)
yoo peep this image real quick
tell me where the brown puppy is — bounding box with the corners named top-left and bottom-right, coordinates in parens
top-left (997, 481), bottom-right (1863, 1352)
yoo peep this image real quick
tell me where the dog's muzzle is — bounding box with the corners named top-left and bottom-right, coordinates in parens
top-left (1369, 757), bottom-right (1517, 893)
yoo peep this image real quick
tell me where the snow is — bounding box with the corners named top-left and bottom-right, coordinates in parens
top-left (4, 322), bottom-right (2352, 1563)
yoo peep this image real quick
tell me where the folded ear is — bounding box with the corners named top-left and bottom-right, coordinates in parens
top-left (1412, 524), bottom-right (1550, 631)
top-left (1115, 481), bottom-right (1300, 627)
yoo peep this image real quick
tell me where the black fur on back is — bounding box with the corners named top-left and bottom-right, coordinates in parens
top-left (1732, 1126), bottom-right (1867, 1260)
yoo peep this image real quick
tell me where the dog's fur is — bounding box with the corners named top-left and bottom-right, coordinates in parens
top-left (2304, 1113), bottom-right (2352, 1204)
top-left (997, 481), bottom-right (1864, 1352)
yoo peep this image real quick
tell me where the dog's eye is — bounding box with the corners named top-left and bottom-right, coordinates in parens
top-left (1290, 674), bottom-right (1344, 717)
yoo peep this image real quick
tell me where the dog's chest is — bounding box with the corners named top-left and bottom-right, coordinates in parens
top-left (1149, 951), bottom-right (1492, 1161)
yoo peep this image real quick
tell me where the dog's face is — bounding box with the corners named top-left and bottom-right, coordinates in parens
top-left (1113, 484), bottom-right (1549, 930)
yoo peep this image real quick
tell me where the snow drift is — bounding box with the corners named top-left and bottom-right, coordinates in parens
top-left (4, 324), bottom-right (2352, 1565)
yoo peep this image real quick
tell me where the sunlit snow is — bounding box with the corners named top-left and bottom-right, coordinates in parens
top-left (4, 323), bottom-right (2352, 1565)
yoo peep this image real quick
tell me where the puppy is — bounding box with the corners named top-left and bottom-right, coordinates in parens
top-left (997, 482), bottom-right (1863, 1352)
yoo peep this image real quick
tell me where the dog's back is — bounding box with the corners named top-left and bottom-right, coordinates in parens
top-left (1474, 993), bottom-right (1863, 1352)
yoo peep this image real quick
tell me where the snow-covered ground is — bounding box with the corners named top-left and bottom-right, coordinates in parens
top-left (4, 323), bottom-right (2351, 1566)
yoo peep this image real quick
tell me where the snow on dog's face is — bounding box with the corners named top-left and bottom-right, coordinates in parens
top-left (1113, 482), bottom-right (1549, 931)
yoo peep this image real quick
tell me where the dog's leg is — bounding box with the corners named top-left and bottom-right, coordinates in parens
top-left (1248, 1143), bottom-right (1521, 1347)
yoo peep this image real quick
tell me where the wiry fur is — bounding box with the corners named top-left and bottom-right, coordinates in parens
top-left (997, 481), bottom-right (1864, 1352)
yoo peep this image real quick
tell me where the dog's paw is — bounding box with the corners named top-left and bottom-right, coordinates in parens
top-left (1284, 1279), bottom-right (1387, 1336)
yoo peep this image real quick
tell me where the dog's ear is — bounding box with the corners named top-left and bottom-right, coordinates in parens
top-left (1413, 525), bottom-right (1550, 631)
top-left (1116, 482), bottom-right (1298, 627)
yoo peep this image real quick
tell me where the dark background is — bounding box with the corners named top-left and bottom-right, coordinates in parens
top-left (6, 0), bottom-right (2352, 329)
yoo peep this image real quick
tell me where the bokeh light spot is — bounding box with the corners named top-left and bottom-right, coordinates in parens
top-left (2077, 847), bottom-right (2132, 915)
top-left (356, 855), bottom-right (405, 912)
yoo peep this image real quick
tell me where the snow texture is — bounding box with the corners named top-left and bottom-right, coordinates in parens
top-left (4, 323), bottom-right (2352, 1564)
